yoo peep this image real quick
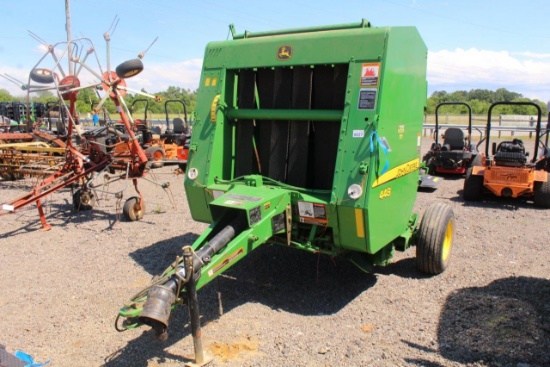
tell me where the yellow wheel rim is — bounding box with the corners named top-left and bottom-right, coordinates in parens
top-left (441, 220), bottom-right (453, 262)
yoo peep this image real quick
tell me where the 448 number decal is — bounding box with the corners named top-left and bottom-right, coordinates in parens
top-left (379, 187), bottom-right (392, 199)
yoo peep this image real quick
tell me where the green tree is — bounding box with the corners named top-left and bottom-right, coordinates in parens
top-left (427, 88), bottom-right (546, 115)
top-left (0, 89), bottom-right (13, 102)
top-left (492, 88), bottom-right (522, 103)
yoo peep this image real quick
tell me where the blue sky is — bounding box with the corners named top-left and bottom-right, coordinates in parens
top-left (1, 0), bottom-right (549, 103)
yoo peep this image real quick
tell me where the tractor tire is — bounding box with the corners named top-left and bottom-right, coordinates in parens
top-left (123, 196), bottom-right (145, 221)
top-left (463, 167), bottom-right (483, 201)
top-left (427, 161), bottom-right (437, 175)
top-left (30, 68), bottom-right (55, 84)
top-left (416, 202), bottom-right (455, 275)
top-left (73, 189), bottom-right (94, 211)
top-left (533, 173), bottom-right (550, 208)
top-left (146, 146), bottom-right (165, 168)
top-left (115, 59), bottom-right (144, 79)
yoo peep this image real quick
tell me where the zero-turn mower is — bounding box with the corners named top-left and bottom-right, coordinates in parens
top-left (423, 102), bottom-right (481, 175)
top-left (463, 101), bottom-right (550, 207)
top-left (117, 20), bottom-right (455, 365)
top-left (145, 99), bottom-right (191, 169)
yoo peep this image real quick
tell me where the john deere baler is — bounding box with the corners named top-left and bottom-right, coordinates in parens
top-left (118, 20), bottom-right (454, 365)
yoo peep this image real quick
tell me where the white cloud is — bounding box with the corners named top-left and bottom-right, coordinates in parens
top-left (0, 58), bottom-right (203, 98)
top-left (428, 48), bottom-right (550, 102)
top-left (0, 66), bottom-right (32, 97)
top-left (130, 59), bottom-right (203, 94)
top-left (513, 51), bottom-right (550, 59)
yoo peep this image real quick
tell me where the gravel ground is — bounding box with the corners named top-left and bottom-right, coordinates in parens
top-left (0, 139), bottom-right (549, 367)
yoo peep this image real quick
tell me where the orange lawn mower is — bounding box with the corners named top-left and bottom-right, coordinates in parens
top-left (463, 101), bottom-right (550, 207)
top-left (101, 98), bottom-right (191, 170)
top-left (149, 99), bottom-right (191, 170)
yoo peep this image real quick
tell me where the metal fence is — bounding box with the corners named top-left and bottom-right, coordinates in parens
top-left (423, 114), bottom-right (550, 138)
top-left (421, 123), bottom-right (549, 138)
top-left (4, 117), bottom-right (548, 139)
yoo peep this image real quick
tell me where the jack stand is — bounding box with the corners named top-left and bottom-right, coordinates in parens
top-left (183, 247), bottom-right (213, 367)
top-left (216, 277), bottom-right (224, 317)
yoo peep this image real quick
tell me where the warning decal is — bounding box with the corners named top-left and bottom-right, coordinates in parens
top-left (360, 63), bottom-right (380, 87)
top-left (297, 201), bottom-right (327, 225)
top-left (208, 248), bottom-right (244, 277)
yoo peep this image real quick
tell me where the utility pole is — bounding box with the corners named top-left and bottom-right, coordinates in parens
top-left (546, 100), bottom-right (550, 146)
top-left (65, 0), bottom-right (73, 75)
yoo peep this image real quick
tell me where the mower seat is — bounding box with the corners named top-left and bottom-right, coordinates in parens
top-left (442, 128), bottom-right (466, 150)
top-left (150, 126), bottom-right (162, 135)
top-left (173, 118), bottom-right (189, 135)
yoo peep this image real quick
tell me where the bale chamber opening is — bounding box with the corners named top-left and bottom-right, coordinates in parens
top-left (231, 64), bottom-right (348, 190)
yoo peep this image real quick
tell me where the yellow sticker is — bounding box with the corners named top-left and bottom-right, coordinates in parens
top-left (210, 94), bottom-right (220, 122)
top-left (207, 248), bottom-right (244, 277)
top-left (355, 208), bottom-right (365, 238)
top-left (372, 158), bottom-right (420, 188)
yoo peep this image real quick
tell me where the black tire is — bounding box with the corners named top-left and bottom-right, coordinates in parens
top-left (427, 161), bottom-right (437, 175)
top-left (123, 196), bottom-right (145, 221)
top-left (115, 59), bottom-right (144, 79)
top-left (422, 155), bottom-right (436, 175)
top-left (416, 202), bottom-right (455, 275)
top-left (73, 189), bottom-right (94, 211)
top-left (0, 172), bottom-right (15, 181)
top-left (469, 154), bottom-right (482, 167)
top-left (30, 68), bottom-right (55, 84)
top-left (178, 163), bottom-right (186, 172)
top-left (12, 172), bottom-right (24, 180)
top-left (463, 167), bottom-right (483, 201)
top-left (533, 173), bottom-right (550, 208)
top-left (146, 146), bottom-right (165, 168)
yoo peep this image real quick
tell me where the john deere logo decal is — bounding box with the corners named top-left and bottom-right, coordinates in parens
top-left (277, 46), bottom-right (292, 60)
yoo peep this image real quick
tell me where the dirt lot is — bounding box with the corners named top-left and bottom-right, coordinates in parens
top-left (0, 139), bottom-right (549, 367)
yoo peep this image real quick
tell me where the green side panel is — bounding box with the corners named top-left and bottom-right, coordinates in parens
top-left (333, 27), bottom-right (427, 253)
top-left (185, 185), bottom-right (211, 223)
top-left (184, 68), bottom-right (229, 223)
top-left (364, 27), bottom-right (427, 254)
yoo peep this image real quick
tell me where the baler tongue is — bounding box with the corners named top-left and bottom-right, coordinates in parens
top-left (122, 180), bottom-right (293, 363)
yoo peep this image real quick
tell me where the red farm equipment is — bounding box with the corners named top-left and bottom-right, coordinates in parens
top-left (423, 102), bottom-right (481, 175)
top-left (1, 24), bottom-right (161, 230)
